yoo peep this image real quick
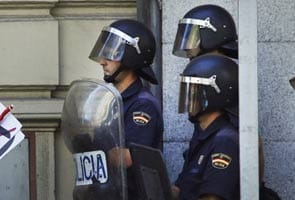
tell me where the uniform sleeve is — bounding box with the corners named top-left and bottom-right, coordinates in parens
top-left (124, 98), bottom-right (163, 149)
top-left (199, 132), bottom-right (239, 200)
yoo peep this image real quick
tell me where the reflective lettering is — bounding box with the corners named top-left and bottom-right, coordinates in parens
top-left (83, 156), bottom-right (92, 180)
top-left (74, 157), bottom-right (84, 182)
top-left (91, 154), bottom-right (96, 178)
top-left (73, 150), bottom-right (108, 186)
top-left (97, 154), bottom-right (107, 179)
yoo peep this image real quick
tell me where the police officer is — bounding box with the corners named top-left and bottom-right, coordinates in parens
top-left (172, 54), bottom-right (239, 200)
top-left (172, 4), bottom-right (265, 184)
top-left (172, 4), bottom-right (238, 60)
top-left (89, 19), bottom-right (163, 199)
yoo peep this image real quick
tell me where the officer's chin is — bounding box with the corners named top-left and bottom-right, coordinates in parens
top-left (188, 109), bottom-right (203, 123)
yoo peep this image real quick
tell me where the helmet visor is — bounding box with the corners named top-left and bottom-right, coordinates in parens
top-left (89, 29), bottom-right (126, 62)
top-left (89, 26), bottom-right (141, 62)
top-left (173, 23), bottom-right (201, 58)
top-left (178, 81), bottom-right (204, 115)
top-left (178, 74), bottom-right (221, 114)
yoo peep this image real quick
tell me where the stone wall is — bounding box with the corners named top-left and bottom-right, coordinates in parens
top-left (257, 1), bottom-right (295, 199)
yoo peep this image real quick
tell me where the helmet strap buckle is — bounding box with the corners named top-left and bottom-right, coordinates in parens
top-left (180, 18), bottom-right (217, 32)
top-left (180, 75), bottom-right (221, 93)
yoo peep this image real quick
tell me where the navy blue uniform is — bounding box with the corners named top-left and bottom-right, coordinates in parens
top-left (175, 114), bottom-right (239, 200)
top-left (121, 78), bottom-right (163, 199)
top-left (121, 78), bottom-right (163, 148)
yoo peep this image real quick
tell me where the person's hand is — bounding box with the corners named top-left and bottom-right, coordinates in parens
top-left (107, 147), bottom-right (132, 167)
top-left (171, 185), bottom-right (180, 200)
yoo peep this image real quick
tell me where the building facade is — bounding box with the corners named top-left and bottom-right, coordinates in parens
top-left (0, 0), bottom-right (294, 199)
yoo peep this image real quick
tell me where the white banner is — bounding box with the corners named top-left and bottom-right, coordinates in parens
top-left (0, 103), bottom-right (25, 160)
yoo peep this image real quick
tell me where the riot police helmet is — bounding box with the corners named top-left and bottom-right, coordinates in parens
top-left (173, 4), bottom-right (238, 59)
top-left (89, 19), bottom-right (158, 84)
top-left (178, 54), bottom-right (238, 118)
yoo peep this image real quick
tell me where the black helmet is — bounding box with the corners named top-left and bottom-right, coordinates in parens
top-left (89, 19), bottom-right (158, 84)
top-left (173, 4), bottom-right (238, 59)
top-left (178, 54), bottom-right (238, 118)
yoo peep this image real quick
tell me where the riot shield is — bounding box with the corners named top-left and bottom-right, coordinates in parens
top-left (129, 143), bottom-right (172, 200)
top-left (61, 79), bottom-right (127, 200)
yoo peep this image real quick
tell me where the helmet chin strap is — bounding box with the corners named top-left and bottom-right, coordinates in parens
top-left (188, 111), bottom-right (205, 123)
top-left (188, 107), bottom-right (211, 124)
top-left (103, 64), bottom-right (126, 83)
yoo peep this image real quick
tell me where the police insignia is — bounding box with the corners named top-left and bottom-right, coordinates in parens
top-left (133, 111), bottom-right (151, 125)
top-left (211, 153), bottom-right (232, 169)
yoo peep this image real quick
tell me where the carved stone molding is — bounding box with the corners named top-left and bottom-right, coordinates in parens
top-left (0, 1), bottom-right (58, 19)
top-left (0, 86), bottom-right (57, 98)
top-left (51, 0), bottom-right (136, 19)
top-left (0, 99), bottom-right (63, 128)
top-left (0, 0), bottom-right (136, 19)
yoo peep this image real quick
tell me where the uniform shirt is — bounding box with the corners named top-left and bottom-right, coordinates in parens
top-left (121, 78), bottom-right (163, 149)
top-left (175, 114), bottom-right (239, 200)
top-left (121, 78), bottom-right (163, 200)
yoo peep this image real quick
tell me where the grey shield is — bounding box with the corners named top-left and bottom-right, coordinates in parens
top-left (61, 79), bottom-right (127, 200)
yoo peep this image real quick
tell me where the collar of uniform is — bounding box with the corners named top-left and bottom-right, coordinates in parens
top-left (121, 78), bottom-right (143, 100)
top-left (196, 114), bottom-right (230, 141)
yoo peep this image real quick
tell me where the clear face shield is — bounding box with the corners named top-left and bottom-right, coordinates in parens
top-left (173, 18), bottom-right (217, 58)
top-left (89, 26), bottom-right (141, 62)
top-left (178, 75), bottom-right (221, 116)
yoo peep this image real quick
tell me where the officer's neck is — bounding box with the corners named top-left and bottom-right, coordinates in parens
top-left (114, 70), bottom-right (138, 93)
top-left (198, 111), bottom-right (222, 130)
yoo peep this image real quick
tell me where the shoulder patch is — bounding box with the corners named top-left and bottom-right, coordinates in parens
top-left (211, 153), bottom-right (232, 169)
top-left (133, 111), bottom-right (151, 126)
